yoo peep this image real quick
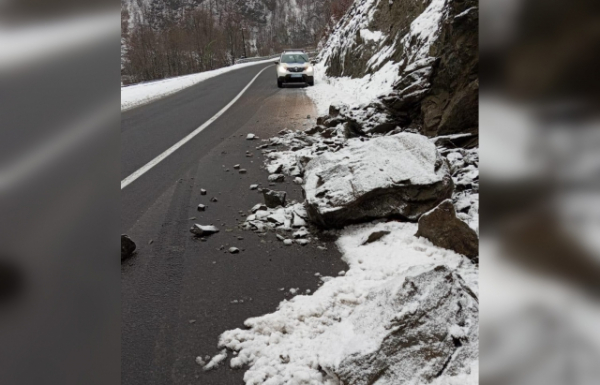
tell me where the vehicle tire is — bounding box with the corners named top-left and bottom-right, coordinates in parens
top-left (277, 79), bottom-right (283, 88)
top-left (307, 80), bottom-right (314, 86)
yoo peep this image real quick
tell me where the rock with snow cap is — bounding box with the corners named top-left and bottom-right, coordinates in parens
top-left (304, 133), bottom-right (453, 228)
top-left (190, 224), bottom-right (219, 237)
top-left (246, 134), bottom-right (256, 140)
top-left (267, 174), bottom-right (285, 182)
top-left (250, 203), bottom-right (268, 213)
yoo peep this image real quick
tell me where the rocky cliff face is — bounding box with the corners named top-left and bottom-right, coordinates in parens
top-left (319, 0), bottom-right (478, 138)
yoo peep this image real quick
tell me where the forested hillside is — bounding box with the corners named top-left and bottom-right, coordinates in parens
top-left (121, 0), bottom-right (352, 84)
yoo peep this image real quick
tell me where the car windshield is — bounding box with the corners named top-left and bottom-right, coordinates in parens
top-left (281, 53), bottom-right (309, 64)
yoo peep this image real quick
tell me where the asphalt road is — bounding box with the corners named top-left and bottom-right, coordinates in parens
top-left (121, 62), bottom-right (347, 385)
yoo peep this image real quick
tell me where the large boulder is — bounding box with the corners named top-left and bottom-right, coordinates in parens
top-left (304, 133), bottom-right (453, 228)
top-left (415, 199), bottom-right (479, 261)
top-left (329, 266), bottom-right (478, 385)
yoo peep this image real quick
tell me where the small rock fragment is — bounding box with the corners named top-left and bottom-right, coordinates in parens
top-left (250, 184), bottom-right (259, 190)
top-left (362, 230), bottom-right (391, 245)
top-left (239, 169), bottom-right (247, 174)
top-left (268, 174), bottom-right (285, 182)
top-left (210, 197), bottom-right (218, 202)
top-left (197, 204), bottom-right (206, 211)
top-left (190, 224), bottom-right (219, 237)
top-left (296, 239), bottom-right (310, 246)
top-left (263, 189), bottom-right (286, 208)
top-left (233, 164), bottom-right (240, 169)
top-left (251, 203), bottom-right (268, 213)
top-left (293, 177), bottom-right (303, 185)
top-left (246, 133), bottom-right (256, 140)
top-left (228, 247), bottom-right (240, 254)
top-left (200, 189), bottom-right (207, 195)
top-left (268, 163), bottom-right (283, 174)
top-left (283, 239), bottom-right (293, 246)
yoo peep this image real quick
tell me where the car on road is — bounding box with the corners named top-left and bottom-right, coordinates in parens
top-left (275, 50), bottom-right (315, 88)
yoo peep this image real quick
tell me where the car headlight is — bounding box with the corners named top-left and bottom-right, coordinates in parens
top-left (279, 65), bottom-right (287, 71)
top-left (305, 65), bottom-right (313, 72)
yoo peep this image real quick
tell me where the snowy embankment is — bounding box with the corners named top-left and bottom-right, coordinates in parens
top-left (306, 61), bottom-right (400, 116)
top-left (121, 59), bottom-right (274, 111)
top-left (220, 222), bottom-right (478, 384)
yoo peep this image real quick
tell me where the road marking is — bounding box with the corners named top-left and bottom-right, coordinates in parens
top-left (121, 65), bottom-right (272, 190)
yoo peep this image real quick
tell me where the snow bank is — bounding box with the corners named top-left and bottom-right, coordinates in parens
top-left (218, 221), bottom-right (478, 385)
top-left (307, 60), bottom-right (400, 116)
top-left (121, 59), bottom-right (274, 111)
top-left (359, 29), bottom-right (384, 42)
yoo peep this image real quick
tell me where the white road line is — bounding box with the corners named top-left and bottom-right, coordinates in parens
top-left (121, 65), bottom-right (272, 190)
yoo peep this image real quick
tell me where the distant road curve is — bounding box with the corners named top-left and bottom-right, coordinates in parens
top-left (121, 58), bottom-right (276, 112)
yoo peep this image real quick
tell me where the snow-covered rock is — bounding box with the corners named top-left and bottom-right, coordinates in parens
top-left (331, 265), bottom-right (478, 385)
top-left (304, 133), bottom-right (453, 228)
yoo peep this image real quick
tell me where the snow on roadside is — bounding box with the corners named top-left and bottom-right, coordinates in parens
top-left (121, 59), bottom-right (275, 111)
top-left (218, 221), bottom-right (478, 384)
top-left (306, 60), bottom-right (400, 116)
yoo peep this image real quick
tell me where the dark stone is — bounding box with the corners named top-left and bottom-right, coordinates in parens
top-left (324, 117), bottom-right (345, 128)
top-left (415, 200), bottom-right (479, 262)
top-left (121, 235), bottom-right (136, 260)
top-left (316, 115), bottom-right (328, 126)
top-left (362, 230), bottom-right (391, 245)
top-left (343, 119), bottom-right (365, 138)
top-left (262, 189), bottom-right (287, 208)
top-left (329, 104), bottom-right (341, 117)
top-left (305, 125), bottom-right (324, 135)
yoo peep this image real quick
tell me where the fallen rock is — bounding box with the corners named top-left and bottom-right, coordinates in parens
top-left (190, 224), bottom-right (220, 237)
top-left (246, 134), bottom-right (256, 140)
top-left (121, 235), bottom-right (136, 260)
top-left (197, 204), bottom-right (206, 212)
top-left (415, 200), bottom-right (479, 261)
top-left (251, 203), bottom-right (268, 213)
top-left (343, 119), bottom-right (364, 138)
top-left (296, 239), bottom-right (310, 246)
top-left (283, 239), bottom-right (293, 246)
top-left (210, 197), bottom-right (218, 203)
top-left (304, 133), bottom-right (453, 228)
top-left (250, 184), bottom-right (259, 190)
top-left (305, 126), bottom-right (323, 135)
top-left (293, 177), bottom-right (303, 185)
top-left (200, 189), bottom-right (207, 195)
top-left (263, 189), bottom-right (286, 208)
top-left (268, 174), bottom-right (285, 182)
top-left (329, 266), bottom-right (478, 385)
top-left (267, 163), bottom-right (283, 174)
top-left (329, 104), bottom-right (342, 118)
top-left (239, 169), bottom-right (247, 174)
top-left (228, 247), bottom-right (240, 254)
top-left (362, 230), bottom-right (390, 245)
top-left (293, 227), bottom-right (309, 239)
top-left (233, 164), bottom-right (240, 169)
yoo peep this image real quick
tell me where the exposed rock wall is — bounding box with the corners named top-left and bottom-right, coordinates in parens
top-left (319, 0), bottom-right (478, 138)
